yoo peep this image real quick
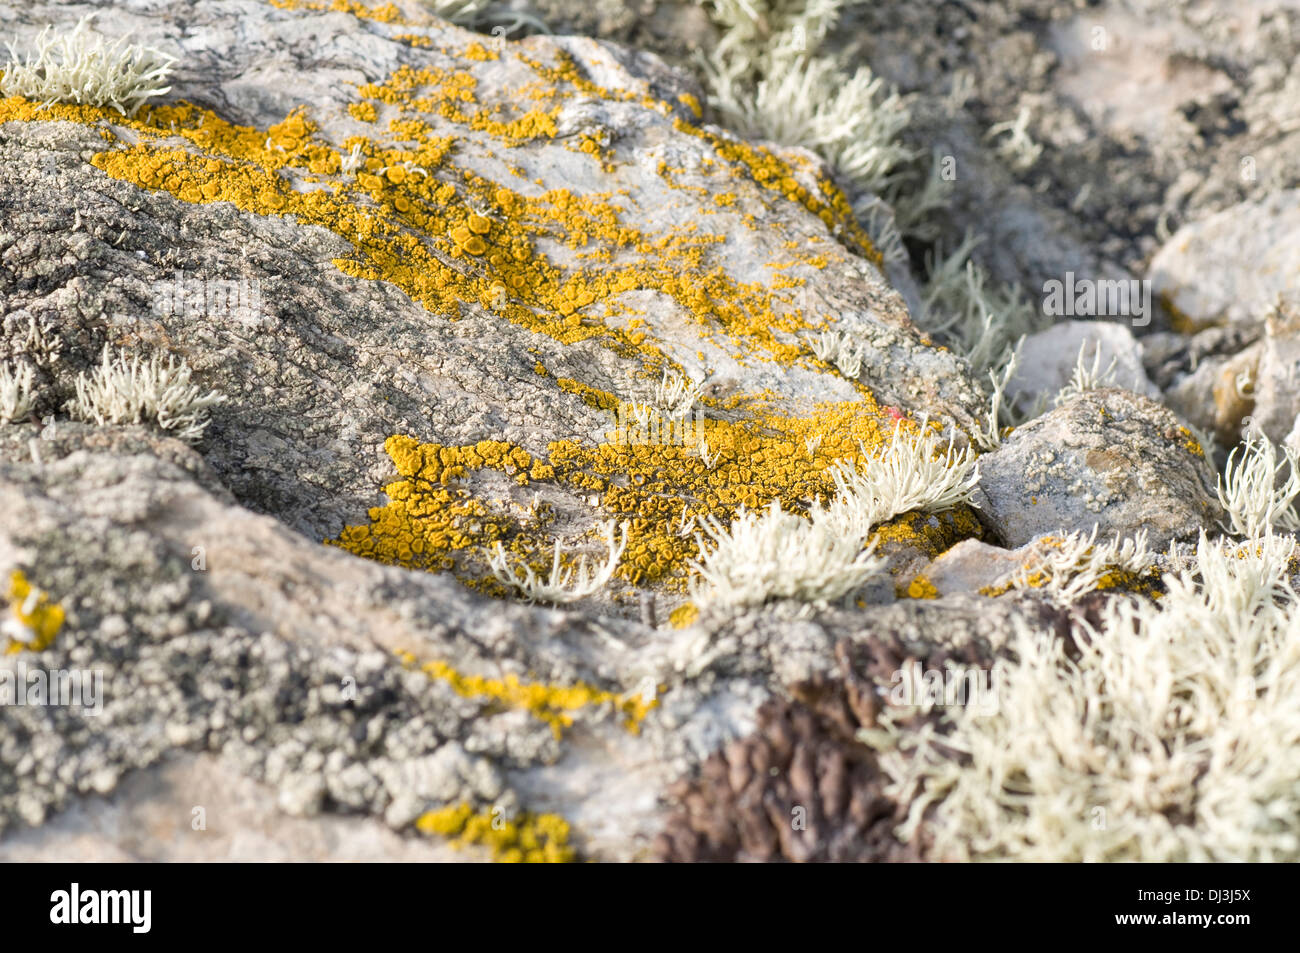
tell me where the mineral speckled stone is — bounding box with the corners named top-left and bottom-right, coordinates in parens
top-left (977, 389), bottom-right (1223, 549)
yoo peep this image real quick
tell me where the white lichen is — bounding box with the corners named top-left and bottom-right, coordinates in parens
top-left (0, 362), bottom-right (36, 423)
top-left (920, 233), bottom-right (1042, 380)
top-left (805, 327), bottom-right (863, 379)
top-left (866, 530), bottom-right (1300, 862)
top-left (986, 106), bottom-right (1043, 171)
top-left (487, 520), bottom-right (628, 605)
top-left (71, 345), bottom-right (226, 443)
top-left (690, 500), bottom-right (885, 611)
top-left (652, 369), bottom-right (703, 420)
top-left (972, 337), bottom-right (1023, 452)
top-left (697, 0), bottom-right (912, 197)
top-left (1001, 526), bottom-right (1155, 603)
top-left (813, 421), bottom-right (981, 540)
top-left (1054, 341), bottom-right (1119, 406)
top-left (1217, 431), bottom-right (1300, 539)
top-left (1, 15), bottom-right (177, 117)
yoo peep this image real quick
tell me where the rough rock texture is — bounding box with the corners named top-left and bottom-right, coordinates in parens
top-left (0, 752), bottom-right (478, 862)
top-left (0, 0), bottom-right (1272, 863)
top-left (1247, 300), bottom-right (1300, 444)
top-left (0, 0), bottom-right (999, 861)
top-left (838, 1), bottom-right (1300, 308)
top-left (978, 389), bottom-right (1222, 549)
top-left (1158, 300), bottom-right (1300, 448)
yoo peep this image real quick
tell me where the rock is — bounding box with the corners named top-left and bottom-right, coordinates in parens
top-left (1247, 300), bottom-right (1300, 444)
top-left (977, 389), bottom-right (1222, 549)
top-left (1163, 343), bottom-right (1261, 448)
top-left (0, 753), bottom-right (479, 862)
top-left (913, 538), bottom-right (1026, 596)
top-left (0, 0), bottom-right (1279, 864)
top-left (1160, 301), bottom-right (1300, 448)
top-left (1149, 190), bottom-right (1300, 332)
top-left (1007, 320), bottom-right (1160, 415)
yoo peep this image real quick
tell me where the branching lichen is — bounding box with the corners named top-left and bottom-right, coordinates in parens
top-left (690, 499), bottom-right (885, 610)
top-left (868, 530), bottom-right (1300, 862)
top-left (0, 14), bottom-right (176, 117)
top-left (71, 345), bottom-right (226, 443)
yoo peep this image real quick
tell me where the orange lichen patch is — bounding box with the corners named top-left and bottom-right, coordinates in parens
top-left (871, 508), bottom-right (984, 573)
top-left (904, 575), bottom-right (939, 600)
top-left (464, 41), bottom-right (499, 62)
top-left (348, 101), bottom-right (378, 122)
top-left (398, 651), bottom-right (656, 737)
top-left (326, 479), bottom-right (508, 571)
top-left (1177, 425), bottom-right (1205, 458)
top-left (669, 603), bottom-right (699, 628)
top-left (268, 0), bottom-right (408, 24)
top-left (3, 14), bottom-right (900, 371)
top-left (2, 571), bottom-right (65, 655)
top-left (72, 79), bottom-right (823, 361)
top-left (416, 802), bottom-right (576, 863)
top-left (0, 95), bottom-right (121, 126)
top-left (329, 396), bottom-right (975, 592)
top-left (0, 37), bottom-right (949, 601)
top-left (669, 117), bottom-right (881, 265)
top-left (395, 33), bottom-right (435, 48)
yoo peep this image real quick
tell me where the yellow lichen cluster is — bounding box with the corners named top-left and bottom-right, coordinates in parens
top-left (0, 10), bottom-right (967, 606)
top-left (3, 570), bottom-right (65, 654)
top-left (416, 802), bottom-right (576, 863)
top-left (399, 651), bottom-right (656, 737)
top-left (334, 397), bottom-right (923, 591)
top-left (904, 575), bottom-right (939, 599)
top-left (268, 0), bottom-right (405, 24)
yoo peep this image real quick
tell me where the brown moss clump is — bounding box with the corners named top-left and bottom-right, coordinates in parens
top-left (654, 615), bottom-right (1025, 863)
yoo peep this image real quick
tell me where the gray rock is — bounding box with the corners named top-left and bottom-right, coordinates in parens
top-left (1247, 301), bottom-right (1300, 445)
top-left (1150, 190), bottom-right (1300, 332)
top-left (978, 389), bottom-right (1222, 549)
top-left (0, 753), bottom-right (478, 862)
top-left (914, 538), bottom-right (1026, 597)
top-left (1008, 320), bottom-right (1160, 415)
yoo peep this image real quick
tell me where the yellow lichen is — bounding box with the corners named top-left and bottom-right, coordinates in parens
top-left (0, 28), bottom-right (963, 608)
top-left (669, 603), bottom-right (698, 628)
top-left (416, 802), bottom-right (576, 863)
top-left (400, 652), bottom-right (655, 737)
top-left (905, 575), bottom-right (939, 599)
top-left (3, 570), bottom-right (65, 654)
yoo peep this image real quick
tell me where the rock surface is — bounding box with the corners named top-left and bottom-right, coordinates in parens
top-left (1150, 190), bottom-right (1300, 332)
top-left (978, 389), bottom-right (1222, 549)
top-left (0, 0), bottom-right (1277, 864)
top-left (1007, 320), bottom-right (1160, 416)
